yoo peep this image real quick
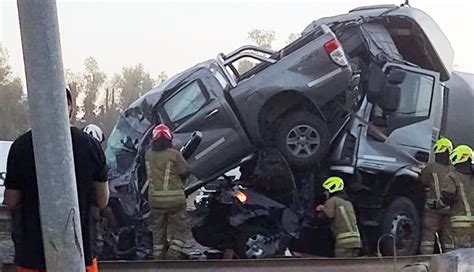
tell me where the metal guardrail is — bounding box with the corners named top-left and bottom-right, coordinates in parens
top-left (2, 255), bottom-right (432, 272)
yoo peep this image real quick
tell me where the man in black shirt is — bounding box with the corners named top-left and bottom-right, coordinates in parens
top-left (3, 89), bottom-right (109, 271)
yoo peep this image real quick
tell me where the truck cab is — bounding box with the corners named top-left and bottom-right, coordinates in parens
top-left (318, 4), bottom-right (454, 255)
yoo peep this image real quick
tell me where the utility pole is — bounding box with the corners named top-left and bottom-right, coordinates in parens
top-left (17, 0), bottom-right (85, 271)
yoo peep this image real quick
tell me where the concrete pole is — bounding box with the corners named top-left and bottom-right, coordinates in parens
top-left (17, 0), bottom-right (85, 271)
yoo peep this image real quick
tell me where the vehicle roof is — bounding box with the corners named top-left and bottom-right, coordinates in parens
top-left (120, 60), bottom-right (215, 134)
top-left (128, 60), bottom-right (215, 110)
top-left (303, 5), bottom-right (454, 81)
top-left (303, 5), bottom-right (399, 32)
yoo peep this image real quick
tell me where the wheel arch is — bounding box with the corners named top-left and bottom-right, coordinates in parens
top-left (257, 90), bottom-right (325, 142)
top-left (383, 168), bottom-right (425, 213)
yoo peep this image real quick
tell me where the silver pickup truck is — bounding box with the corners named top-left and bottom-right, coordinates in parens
top-left (101, 4), bottom-right (466, 258)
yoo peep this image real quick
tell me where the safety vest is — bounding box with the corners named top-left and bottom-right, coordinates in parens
top-left (448, 172), bottom-right (474, 228)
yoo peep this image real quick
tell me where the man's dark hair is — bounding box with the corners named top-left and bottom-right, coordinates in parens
top-left (66, 88), bottom-right (72, 106)
top-left (152, 137), bottom-right (173, 151)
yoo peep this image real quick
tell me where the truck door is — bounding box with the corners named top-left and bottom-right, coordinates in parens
top-left (357, 64), bottom-right (442, 171)
top-left (160, 68), bottom-right (252, 180)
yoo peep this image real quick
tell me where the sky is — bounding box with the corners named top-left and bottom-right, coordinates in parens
top-left (1, 0), bottom-right (474, 83)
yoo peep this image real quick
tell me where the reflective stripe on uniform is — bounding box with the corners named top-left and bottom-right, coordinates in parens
top-left (150, 190), bottom-right (184, 197)
top-left (335, 231), bottom-right (361, 246)
top-left (458, 181), bottom-right (471, 216)
top-left (450, 215), bottom-right (474, 228)
top-left (444, 243), bottom-right (455, 250)
top-left (432, 172), bottom-right (441, 201)
top-left (154, 244), bottom-right (165, 255)
top-left (336, 231), bottom-right (360, 240)
top-left (169, 244), bottom-right (184, 252)
top-left (420, 240), bottom-right (435, 246)
top-left (451, 222), bottom-right (472, 228)
top-left (339, 206), bottom-right (354, 232)
top-left (163, 161), bottom-right (171, 191)
top-left (420, 240), bottom-right (435, 254)
top-left (154, 244), bottom-right (165, 250)
top-left (170, 239), bottom-right (185, 247)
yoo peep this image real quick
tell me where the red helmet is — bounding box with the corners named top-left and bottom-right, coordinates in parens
top-left (152, 124), bottom-right (173, 141)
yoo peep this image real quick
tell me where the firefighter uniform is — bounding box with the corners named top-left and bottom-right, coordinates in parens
top-left (419, 162), bottom-right (454, 253)
top-left (146, 147), bottom-right (188, 260)
top-left (442, 170), bottom-right (474, 249)
top-left (321, 177), bottom-right (361, 258)
top-left (440, 145), bottom-right (474, 249)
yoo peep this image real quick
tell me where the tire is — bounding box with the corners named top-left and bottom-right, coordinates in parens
top-left (381, 197), bottom-right (421, 256)
top-left (275, 111), bottom-right (330, 167)
top-left (234, 226), bottom-right (281, 259)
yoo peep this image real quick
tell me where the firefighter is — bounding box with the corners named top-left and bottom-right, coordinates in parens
top-left (146, 124), bottom-right (189, 260)
top-left (316, 176), bottom-right (361, 257)
top-left (419, 138), bottom-right (454, 254)
top-left (440, 145), bottom-right (474, 249)
top-left (83, 124), bottom-right (105, 144)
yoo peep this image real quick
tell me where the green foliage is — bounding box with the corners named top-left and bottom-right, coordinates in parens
top-left (248, 29), bottom-right (276, 50)
top-left (82, 57), bottom-right (106, 123)
top-left (0, 46), bottom-right (28, 140)
top-left (286, 32), bottom-right (300, 45)
top-left (65, 59), bottom-right (157, 139)
top-left (116, 64), bottom-right (155, 109)
top-left (237, 59), bottom-right (254, 75)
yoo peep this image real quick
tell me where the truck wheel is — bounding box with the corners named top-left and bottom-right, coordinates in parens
top-left (381, 197), bottom-right (421, 256)
top-left (275, 111), bottom-right (330, 167)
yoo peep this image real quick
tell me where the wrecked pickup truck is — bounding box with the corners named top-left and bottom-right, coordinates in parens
top-left (100, 4), bottom-right (462, 258)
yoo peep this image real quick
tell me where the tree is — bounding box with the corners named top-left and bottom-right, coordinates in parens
top-left (157, 71), bottom-right (168, 84)
top-left (117, 64), bottom-right (155, 109)
top-left (65, 69), bottom-right (84, 123)
top-left (82, 57), bottom-right (106, 124)
top-left (286, 32), bottom-right (300, 45)
top-left (248, 29), bottom-right (276, 50)
top-left (0, 46), bottom-right (28, 140)
top-left (237, 59), bottom-right (254, 74)
top-left (95, 87), bottom-right (120, 138)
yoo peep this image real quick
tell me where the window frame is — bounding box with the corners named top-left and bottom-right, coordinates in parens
top-left (160, 79), bottom-right (211, 128)
top-left (393, 69), bottom-right (435, 118)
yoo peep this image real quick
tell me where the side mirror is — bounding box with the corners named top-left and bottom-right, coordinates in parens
top-left (378, 85), bottom-right (401, 112)
top-left (181, 131), bottom-right (202, 160)
top-left (387, 69), bottom-right (406, 85)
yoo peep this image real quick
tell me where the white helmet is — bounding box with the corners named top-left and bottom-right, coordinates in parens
top-left (83, 124), bottom-right (105, 143)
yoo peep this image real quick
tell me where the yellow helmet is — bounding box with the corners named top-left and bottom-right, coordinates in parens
top-left (322, 176), bottom-right (344, 194)
top-left (433, 138), bottom-right (453, 154)
top-left (450, 145), bottom-right (474, 166)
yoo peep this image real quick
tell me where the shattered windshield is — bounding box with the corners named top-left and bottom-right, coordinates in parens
top-left (105, 115), bottom-right (143, 178)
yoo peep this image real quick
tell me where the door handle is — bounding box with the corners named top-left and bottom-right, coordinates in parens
top-left (205, 109), bottom-right (219, 120)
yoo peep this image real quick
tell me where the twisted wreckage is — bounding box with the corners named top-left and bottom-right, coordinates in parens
top-left (97, 4), bottom-right (474, 259)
